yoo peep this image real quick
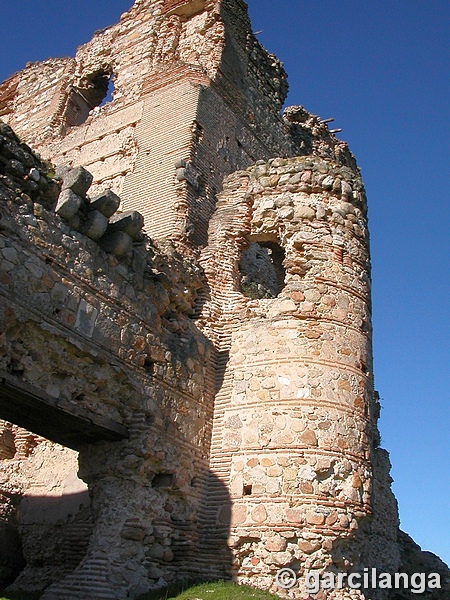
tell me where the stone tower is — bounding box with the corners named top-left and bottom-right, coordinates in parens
top-left (198, 152), bottom-right (400, 598)
top-left (0, 1), bottom-right (448, 599)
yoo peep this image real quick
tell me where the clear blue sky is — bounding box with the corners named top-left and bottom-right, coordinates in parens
top-left (1, 0), bottom-right (449, 565)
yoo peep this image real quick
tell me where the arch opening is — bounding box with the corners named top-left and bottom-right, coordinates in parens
top-left (64, 70), bottom-right (114, 128)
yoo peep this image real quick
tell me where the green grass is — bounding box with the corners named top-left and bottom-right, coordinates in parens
top-left (137, 581), bottom-right (280, 600)
top-left (1, 581), bottom-right (280, 600)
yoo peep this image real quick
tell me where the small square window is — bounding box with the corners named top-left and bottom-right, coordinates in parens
top-left (243, 484), bottom-right (253, 496)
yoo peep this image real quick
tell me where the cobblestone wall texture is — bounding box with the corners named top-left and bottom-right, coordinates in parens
top-left (0, 1), bottom-right (448, 599)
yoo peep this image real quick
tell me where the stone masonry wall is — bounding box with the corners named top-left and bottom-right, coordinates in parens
top-left (0, 121), bottom-right (221, 598)
top-left (196, 151), bottom-right (449, 598)
top-left (0, 422), bottom-right (90, 591)
top-left (199, 156), bottom-right (409, 599)
top-left (0, 0), bottom-right (296, 248)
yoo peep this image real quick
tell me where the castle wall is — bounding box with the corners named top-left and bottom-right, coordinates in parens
top-left (1, 1), bottom-right (448, 599)
top-left (0, 0), bottom-right (293, 246)
top-left (0, 1), bottom-right (301, 593)
top-left (0, 123), bottom-right (220, 598)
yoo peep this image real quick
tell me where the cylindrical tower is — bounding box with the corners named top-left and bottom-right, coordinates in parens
top-left (200, 154), bottom-right (399, 598)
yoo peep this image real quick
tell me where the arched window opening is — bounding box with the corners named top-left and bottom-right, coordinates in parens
top-left (64, 70), bottom-right (114, 128)
top-left (239, 241), bottom-right (286, 299)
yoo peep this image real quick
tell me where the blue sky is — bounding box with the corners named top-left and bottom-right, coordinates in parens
top-left (1, 0), bottom-right (449, 565)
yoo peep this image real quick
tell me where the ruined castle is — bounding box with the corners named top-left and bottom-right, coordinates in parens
top-left (0, 1), bottom-right (448, 599)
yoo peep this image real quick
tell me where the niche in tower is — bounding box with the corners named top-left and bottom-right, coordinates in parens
top-left (239, 241), bottom-right (286, 299)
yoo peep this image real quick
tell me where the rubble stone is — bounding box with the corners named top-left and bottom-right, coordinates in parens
top-left (81, 210), bottom-right (108, 240)
top-left (107, 210), bottom-right (144, 240)
top-left (55, 189), bottom-right (84, 220)
top-left (89, 190), bottom-right (120, 218)
top-left (61, 166), bottom-right (93, 197)
top-left (99, 230), bottom-right (133, 258)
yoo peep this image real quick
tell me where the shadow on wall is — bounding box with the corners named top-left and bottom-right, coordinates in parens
top-left (198, 470), bottom-right (233, 583)
top-left (328, 525), bottom-right (450, 600)
top-left (0, 491), bottom-right (25, 589)
top-left (2, 490), bottom-right (92, 594)
top-left (2, 473), bottom-right (233, 598)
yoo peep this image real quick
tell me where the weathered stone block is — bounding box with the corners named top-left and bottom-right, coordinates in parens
top-left (62, 166), bottom-right (93, 196)
top-left (230, 505), bottom-right (247, 526)
top-left (321, 175), bottom-right (334, 189)
top-left (251, 505), bottom-right (268, 523)
top-left (298, 539), bottom-right (321, 553)
top-left (306, 512), bottom-right (325, 526)
top-left (1, 247), bottom-right (19, 264)
top-left (89, 190), bottom-right (120, 218)
top-left (294, 205), bottom-right (316, 220)
top-left (120, 525), bottom-right (145, 541)
top-left (300, 429), bottom-right (317, 446)
top-left (176, 163), bottom-right (200, 189)
top-left (341, 180), bottom-right (353, 198)
top-left (272, 551), bottom-right (292, 566)
top-left (81, 210), bottom-right (108, 240)
top-left (108, 210), bottom-right (144, 240)
top-left (146, 542), bottom-right (165, 559)
top-left (55, 189), bottom-right (83, 220)
top-left (28, 167), bottom-right (40, 182)
top-left (265, 536), bottom-right (287, 552)
top-left (99, 230), bottom-right (133, 258)
top-left (67, 213), bottom-right (81, 231)
top-left (285, 508), bottom-right (304, 524)
top-left (55, 165), bottom-right (71, 180)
